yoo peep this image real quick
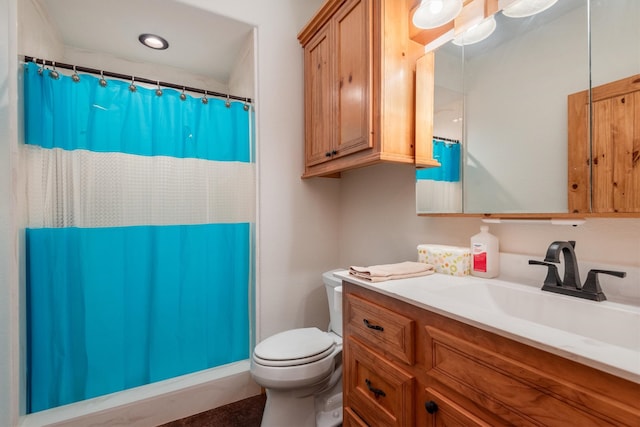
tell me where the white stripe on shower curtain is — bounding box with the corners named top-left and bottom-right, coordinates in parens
top-left (24, 146), bottom-right (256, 228)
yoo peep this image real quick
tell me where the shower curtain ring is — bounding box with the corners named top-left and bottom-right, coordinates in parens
top-left (180, 87), bottom-right (187, 101)
top-left (99, 71), bottom-right (107, 87)
top-left (202, 90), bottom-right (208, 104)
top-left (71, 65), bottom-right (80, 83)
top-left (129, 76), bottom-right (137, 92)
top-left (225, 94), bottom-right (231, 108)
top-left (155, 81), bottom-right (163, 97)
top-left (243, 99), bottom-right (250, 111)
top-left (34, 58), bottom-right (44, 75)
top-left (49, 61), bottom-right (60, 80)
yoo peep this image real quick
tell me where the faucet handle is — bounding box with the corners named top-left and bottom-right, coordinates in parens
top-left (581, 269), bottom-right (627, 301)
top-left (528, 260), bottom-right (562, 287)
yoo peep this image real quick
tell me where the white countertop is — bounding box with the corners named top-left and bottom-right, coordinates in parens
top-left (336, 270), bottom-right (640, 384)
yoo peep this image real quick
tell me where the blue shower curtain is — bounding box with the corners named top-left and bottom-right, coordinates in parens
top-left (416, 139), bottom-right (462, 213)
top-left (416, 139), bottom-right (460, 182)
top-left (23, 62), bottom-right (255, 412)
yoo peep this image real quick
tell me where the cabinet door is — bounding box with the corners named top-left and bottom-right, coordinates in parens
top-left (304, 24), bottom-right (335, 166)
top-left (345, 338), bottom-right (414, 427)
top-left (592, 91), bottom-right (640, 213)
top-left (568, 74), bottom-right (640, 214)
top-left (334, 0), bottom-right (372, 157)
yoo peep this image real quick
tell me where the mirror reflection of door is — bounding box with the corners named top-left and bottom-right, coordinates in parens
top-left (416, 46), bottom-right (463, 214)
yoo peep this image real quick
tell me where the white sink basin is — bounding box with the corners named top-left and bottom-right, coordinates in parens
top-left (430, 280), bottom-right (640, 352)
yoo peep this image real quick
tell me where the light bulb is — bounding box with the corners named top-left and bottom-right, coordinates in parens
top-left (413, 0), bottom-right (463, 29)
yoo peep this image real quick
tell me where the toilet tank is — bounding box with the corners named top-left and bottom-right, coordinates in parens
top-left (322, 270), bottom-right (344, 337)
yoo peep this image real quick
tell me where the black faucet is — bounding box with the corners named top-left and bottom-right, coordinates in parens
top-left (528, 241), bottom-right (626, 301)
top-left (544, 241), bottom-right (582, 288)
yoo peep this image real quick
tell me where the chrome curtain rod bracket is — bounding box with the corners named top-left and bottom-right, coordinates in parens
top-left (24, 56), bottom-right (253, 104)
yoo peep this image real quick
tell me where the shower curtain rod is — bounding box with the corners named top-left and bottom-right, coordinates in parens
top-left (434, 135), bottom-right (460, 144)
top-left (24, 56), bottom-right (252, 104)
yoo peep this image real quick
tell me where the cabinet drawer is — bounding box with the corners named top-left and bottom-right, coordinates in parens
top-left (423, 387), bottom-right (493, 427)
top-left (345, 293), bottom-right (415, 364)
top-left (344, 407), bottom-right (369, 427)
top-left (425, 326), bottom-right (632, 426)
top-left (345, 338), bottom-right (414, 427)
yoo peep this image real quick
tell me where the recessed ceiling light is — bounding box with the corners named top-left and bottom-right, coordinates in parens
top-left (138, 33), bottom-right (169, 50)
top-left (502, 0), bottom-right (558, 18)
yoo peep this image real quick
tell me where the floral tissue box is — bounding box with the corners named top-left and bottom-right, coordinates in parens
top-left (417, 244), bottom-right (471, 276)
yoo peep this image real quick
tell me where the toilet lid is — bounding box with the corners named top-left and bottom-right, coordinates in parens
top-left (254, 327), bottom-right (335, 363)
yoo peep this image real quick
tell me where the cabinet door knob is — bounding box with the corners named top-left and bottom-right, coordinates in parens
top-left (331, 150), bottom-right (337, 155)
top-left (363, 319), bottom-right (384, 331)
top-left (325, 152), bottom-right (332, 157)
top-left (425, 400), bottom-right (439, 414)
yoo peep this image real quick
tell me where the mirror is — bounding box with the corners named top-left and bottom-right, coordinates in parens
top-left (590, 0), bottom-right (640, 90)
top-left (416, 46), bottom-right (464, 214)
top-left (417, 0), bottom-right (589, 214)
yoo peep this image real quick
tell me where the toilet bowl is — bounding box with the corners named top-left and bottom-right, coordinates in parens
top-left (250, 270), bottom-right (344, 427)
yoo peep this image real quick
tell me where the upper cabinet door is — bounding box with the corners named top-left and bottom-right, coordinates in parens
top-left (304, 24), bottom-right (335, 167)
top-left (591, 81), bottom-right (640, 213)
top-left (299, 0), bottom-right (427, 178)
top-left (335, 0), bottom-right (372, 157)
top-left (568, 75), bottom-right (640, 214)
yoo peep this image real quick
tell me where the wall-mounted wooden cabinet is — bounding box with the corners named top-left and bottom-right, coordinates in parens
top-left (568, 74), bottom-right (640, 214)
top-left (298, 0), bottom-right (438, 178)
top-left (343, 282), bottom-right (640, 426)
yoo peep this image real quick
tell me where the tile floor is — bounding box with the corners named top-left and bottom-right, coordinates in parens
top-left (158, 394), bottom-right (266, 427)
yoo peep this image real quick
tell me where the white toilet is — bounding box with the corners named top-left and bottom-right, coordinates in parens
top-left (251, 270), bottom-right (344, 427)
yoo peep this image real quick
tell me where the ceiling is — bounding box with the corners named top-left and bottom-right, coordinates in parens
top-left (38, 0), bottom-right (254, 84)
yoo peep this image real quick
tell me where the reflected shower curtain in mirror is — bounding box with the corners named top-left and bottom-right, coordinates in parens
top-left (23, 62), bottom-right (255, 413)
top-left (416, 138), bottom-right (462, 213)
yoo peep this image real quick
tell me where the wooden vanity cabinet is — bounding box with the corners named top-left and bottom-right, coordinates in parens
top-left (298, 0), bottom-right (434, 178)
top-left (343, 281), bottom-right (640, 426)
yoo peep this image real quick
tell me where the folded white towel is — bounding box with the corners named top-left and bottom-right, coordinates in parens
top-left (349, 261), bottom-right (435, 282)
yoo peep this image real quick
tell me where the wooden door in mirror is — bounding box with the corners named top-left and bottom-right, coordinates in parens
top-left (568, 74), bottom-right (640, 214)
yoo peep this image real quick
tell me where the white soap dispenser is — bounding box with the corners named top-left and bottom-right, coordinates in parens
top-left (470, 225), bottom-right (499, 278)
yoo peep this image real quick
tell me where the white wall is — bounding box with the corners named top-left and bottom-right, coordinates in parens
top-left (339, 163), bottom-right (640, 270)
top-left (17, 0), bottom-right (64, 60)
top-left (228, 31), bottom-right (256, 100)
top-left (1, 0), bottom-right (21, 425)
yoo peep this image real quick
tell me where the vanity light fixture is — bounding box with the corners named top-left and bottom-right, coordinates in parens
top-left (138, 33), bottom-right (169, 50)
top-left (502, 0), bottom-right (558, 18)
top-left (452, 15), bottom-right (497, 46)
top-left (412, 0), bottom-right (463, 29)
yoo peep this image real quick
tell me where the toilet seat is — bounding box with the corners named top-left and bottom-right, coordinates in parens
top-left (253, 327), bottom-right (336, 367)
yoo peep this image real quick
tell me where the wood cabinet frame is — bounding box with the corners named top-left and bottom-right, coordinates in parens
top-left (298, 0), bottom-right (436, 178)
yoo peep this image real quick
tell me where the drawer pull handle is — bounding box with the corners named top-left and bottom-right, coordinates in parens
top-left (425, 400), bottom-right (439, 414)
top-left (365, 379), bottom-right (386, 398)
top-left (363, 319), bottom-right (384, 331)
